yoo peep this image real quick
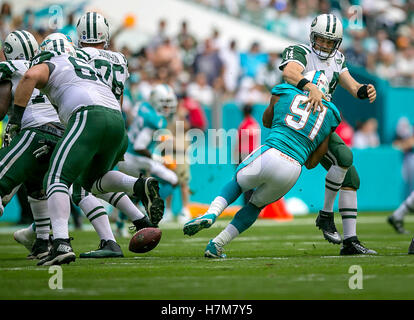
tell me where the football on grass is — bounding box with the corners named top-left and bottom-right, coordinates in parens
top-left (129, 227), bottom-right (162, 253)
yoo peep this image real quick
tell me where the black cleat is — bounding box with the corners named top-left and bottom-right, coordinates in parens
top-left (37, 238), bottom-right (76, 266)
top-left (79, 240), bottom-right (123, 258)
top-left (387, 215), bottom-right (409, 234)
top-left (409, 238), bottom-right (414, 254)
top-left (130, 216), bottom-right (153, 232)
top-left (27, 238), bottom-right (50, 260)
top-left (340, 236), bottom-right (377, 255)
top-left (315, 210), bottom-right (342, 244)
top-left (134, 177), bottom-right (164, 227)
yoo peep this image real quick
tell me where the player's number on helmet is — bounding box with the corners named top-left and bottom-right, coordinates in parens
top-left (285, 95), bottom-right (327, 141)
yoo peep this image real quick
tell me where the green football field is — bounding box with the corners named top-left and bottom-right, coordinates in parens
top-left (0, 211), bottom-right (414, 300)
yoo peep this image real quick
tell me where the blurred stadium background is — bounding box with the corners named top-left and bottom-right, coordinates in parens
top-left (1, 0), bottom-right (414, 224)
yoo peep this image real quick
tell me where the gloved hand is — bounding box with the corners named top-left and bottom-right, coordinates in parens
top-left (2, 123), bottom-right (21, 147)
top-left (33, 139), bottom-right (57, 160)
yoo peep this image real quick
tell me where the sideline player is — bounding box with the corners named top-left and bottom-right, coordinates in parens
top-left (184, 71), bottom-right (341, 258)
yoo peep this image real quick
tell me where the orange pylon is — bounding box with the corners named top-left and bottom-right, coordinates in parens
top-left (259, 198), bottom-right (293, 221)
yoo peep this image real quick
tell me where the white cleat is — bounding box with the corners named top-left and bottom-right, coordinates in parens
top-left (14, 226), bottom-right (36, 252)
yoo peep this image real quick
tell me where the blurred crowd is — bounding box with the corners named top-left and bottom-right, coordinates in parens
top-left (195, 0), bottom-right (414, 87)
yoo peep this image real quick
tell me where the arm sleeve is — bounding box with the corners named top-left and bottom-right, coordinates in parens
top-left (279, 45), bottom-right (308, 71)
top-left (133, 127), bottom-right (154, 151)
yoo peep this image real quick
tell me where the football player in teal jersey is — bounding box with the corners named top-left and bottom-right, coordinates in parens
top-left (184, 71), bottom-right (342, 258)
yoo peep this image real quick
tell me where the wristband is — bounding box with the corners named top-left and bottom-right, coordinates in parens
top-left (297, 78), bottom-right (310, 91)
top-left (10, 104), bottom-right (25, 125)
top-left (357, 85), bottom-right (369, 99)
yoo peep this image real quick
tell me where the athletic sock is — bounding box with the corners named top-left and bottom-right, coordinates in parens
top-left (213, 224), bottom-right (239, 247)
top-left (98, 192), bottom-right (145, 222)
top-left (323, 165), bottom-right (348, 212)
top-left (28, 197), bottom-right (50, 240)
top-left (91, 171), bottom-right (137, 195)
top-left (230, 202), bottom-right (262, 234)
top-left (79, 195), bottom-right (115, 241)
top-left (339, 189), bottom-right (357, 240)
top-left (393, 191), bottom-right (414, 221)
top-left (206, 179), bottom-right (242, 217)
top-left (47, 185), bottom-right (71, 239)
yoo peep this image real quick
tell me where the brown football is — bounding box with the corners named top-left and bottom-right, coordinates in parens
top-left (129, 227), bottom-right (162, 253)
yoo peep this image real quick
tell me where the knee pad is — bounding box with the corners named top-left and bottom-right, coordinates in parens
top-left (341, 165), bottom-right (360, 190)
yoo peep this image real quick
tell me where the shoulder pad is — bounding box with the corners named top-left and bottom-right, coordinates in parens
top-left (31, 51), bottom-right (60, 67)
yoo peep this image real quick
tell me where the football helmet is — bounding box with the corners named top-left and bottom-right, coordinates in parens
top-left (310, 14), bottom-right (343, 60)
top-left (40, 33), bottom-right (76, 57)
top-left (76, 12), bottom-right (109, 48)
top-left (304, 70), bottom-right (330, 98)
top-left (4, 30), bottom-right (39, 60)
top-left (149, 84), bottom-right (177, 117)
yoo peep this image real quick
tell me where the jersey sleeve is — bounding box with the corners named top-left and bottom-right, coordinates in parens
top-left (279, 45), bottom-right (308, 71)
top-left (0, 61), bottom-right (17, 81)
top-left (30, 51), bottom-right (60, 67)
top-left (338, 52), bottom-right (348, 74)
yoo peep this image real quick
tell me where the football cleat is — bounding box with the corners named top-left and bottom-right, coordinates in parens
top-left (14, 226), bottom-right (36, 252)
top-left (130, 216), bottom-right (152, 233)
top-left (37, 238), bottom-right (76, 266)
top-left (27, 238), bottom-right (50, 260)
top-left (409, 238), bottom-right (414, 254)
top-left (79, 240), bottom-right (123, 258)
top-left (204, 240), bottom-right (226, 259)
top-left (387, 215), bottom-right (409, 234)
top-left (315, 210), bottom-right (342, 244)
top-left (183, 213), bottom-right (217, 236)
top-left (134, 177), bottom-right (164, 227)
top-left (340, 236), bottom-right (377, 255)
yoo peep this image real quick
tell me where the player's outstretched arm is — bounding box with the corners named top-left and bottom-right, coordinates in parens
top-left (282, 62), bottom-right (327, 113)
top-left (262, 95), bottom-right (280, 128)
top-left (304, 134), bottom-right (331, 169)
top-left (339, 70), bottom-right (376, 103)
top-left (0, 80), bottom-right (12, 120)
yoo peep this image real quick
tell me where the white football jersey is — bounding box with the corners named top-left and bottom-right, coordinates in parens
top-left (31, 51), bottom-right (121, 125)
top-left (279, 44), bottom-right (348, 96)
top-left (0, 59), bottom-right (60, 130)
top-left (76, 47), bottom-right (129, 102)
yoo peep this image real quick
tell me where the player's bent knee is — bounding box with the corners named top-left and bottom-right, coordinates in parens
top-left (336, 145), bottom-right (353, 168)
top-left (341, 165), bottom-right (360, 190)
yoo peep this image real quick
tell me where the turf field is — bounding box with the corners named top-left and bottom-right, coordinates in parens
top-left (0, 211), bottom-right (414, 300)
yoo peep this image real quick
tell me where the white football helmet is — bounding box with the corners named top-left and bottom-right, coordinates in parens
top-left (4, 30), bottom-right (39, 60)
top-left (149, 84), bottom-right (177, 117)
top-left (304, 70), bottom-right (330, 98)
top-left (310, 14), bottom-right (343, 60)
top-left (39, 33), bottom-right (76, 57)
top-left (76, 12), bottom-right (109, 48)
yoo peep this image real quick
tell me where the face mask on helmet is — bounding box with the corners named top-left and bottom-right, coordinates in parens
top-left (309, 14), bottom-right (343, 60)
top-left (76, 12), bottom-right (110, 48)
top-left (150, 84), bottom-right (178, 118)
top-left (4, 30), bottom-right (39, 60)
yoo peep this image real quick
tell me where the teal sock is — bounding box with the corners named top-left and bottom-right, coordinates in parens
top-left (230, 202), bottom-right (261, 234)
top-left (220, 178), bottom-right (242, 205)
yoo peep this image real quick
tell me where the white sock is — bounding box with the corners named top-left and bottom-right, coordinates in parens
top-left (339, 189), bottom-right (357, 240)
top-left (47, 187), bottom-right (71, 239)
top-left (207, 196), bottom-right (228, 217)
top-left (323, 166), bottom-right (348, 212)
top-left (91, 171), bottom-right (137, 195)
top-left (213, 224), bottom-right (239, 247)
top-left (79, 195), bottom-right (115, 241)
top-left (28, 197), bottom-right (50, 240)
top-left (393, 191), bottom-right (414, 221)
top-left (98, 192), bottom-right (145, 222)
